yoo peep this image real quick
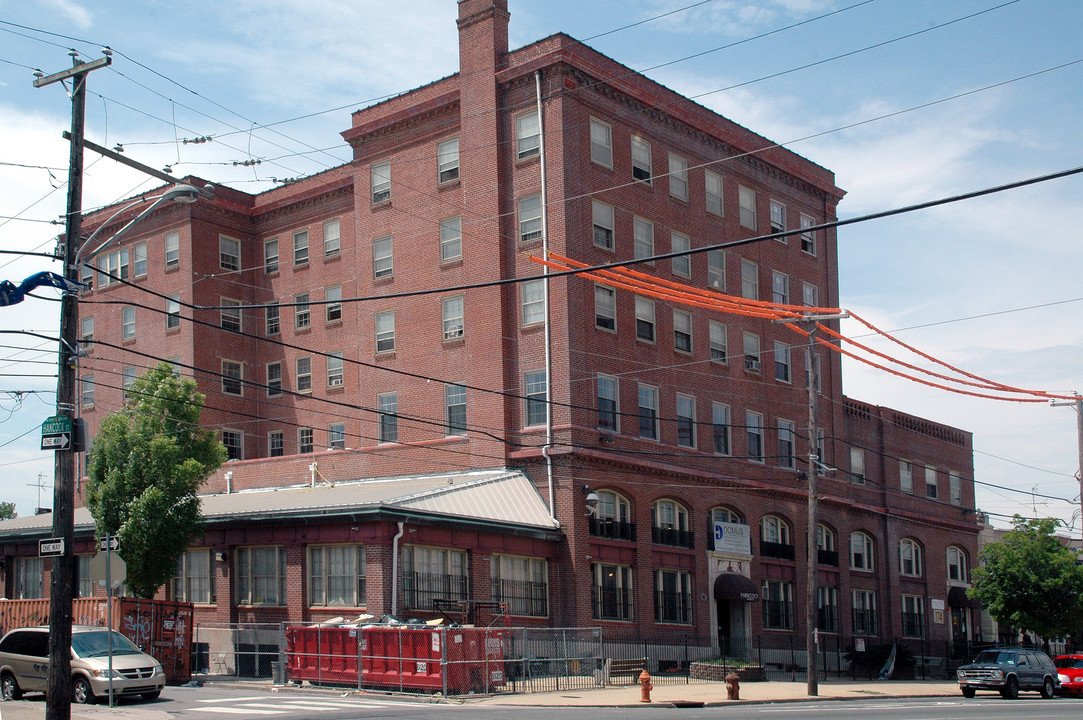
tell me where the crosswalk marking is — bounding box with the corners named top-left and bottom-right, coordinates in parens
top-left (188, 694), bottom-right (449, 715)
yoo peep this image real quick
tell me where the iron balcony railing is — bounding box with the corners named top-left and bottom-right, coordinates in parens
top-left (589, 516), bottom-right (636, 542)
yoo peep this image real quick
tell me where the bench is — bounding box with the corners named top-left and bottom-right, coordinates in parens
top-left (606, 657), bottom-right (648, 684)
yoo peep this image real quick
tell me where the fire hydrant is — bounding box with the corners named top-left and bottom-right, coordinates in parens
top-left (639, 669), bottom-right (653, 703)
top-left (725, 672), bottom-right (741, 700)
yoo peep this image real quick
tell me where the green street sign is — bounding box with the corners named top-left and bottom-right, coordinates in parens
top-left (42, 415), bottom-right (72, 434)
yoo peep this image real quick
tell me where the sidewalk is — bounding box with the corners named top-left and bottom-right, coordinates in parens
top-left (0, 679), bottom-right (963, 718)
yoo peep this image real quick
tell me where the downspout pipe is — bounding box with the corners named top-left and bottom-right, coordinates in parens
top-left (391, 521), bottom-right (405, 618)
top-left (535, 69), bottom-right (556, 523)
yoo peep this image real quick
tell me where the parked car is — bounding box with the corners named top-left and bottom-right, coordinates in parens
top-left (0, 625), bottom-right (164, 704)
top-left (1054, 653), bottom-right (1083, 696)
top-left (956, 647), bottom-right (1059, 699)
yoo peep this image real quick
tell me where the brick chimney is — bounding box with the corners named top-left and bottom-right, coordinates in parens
top-left (457, 0), bottom-right (509, 75)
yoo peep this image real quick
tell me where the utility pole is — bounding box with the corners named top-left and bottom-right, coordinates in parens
top-left (1050, 394), bottom-right (1083, 545)
top-left (33, 49), bottom-right (111, 720)
top-left (778, 311), bottom-right (848, 697)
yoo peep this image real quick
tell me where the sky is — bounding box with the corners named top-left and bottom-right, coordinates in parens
top-left (0, 0), bottom-right (1080, 531)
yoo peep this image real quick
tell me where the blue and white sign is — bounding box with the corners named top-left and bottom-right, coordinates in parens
top-left (713, 521), bottom-right (751, 555)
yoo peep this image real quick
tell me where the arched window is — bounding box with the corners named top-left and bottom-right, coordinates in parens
top-left (817, 523), bottom-right (836, 552)
top-left (761, 515), bottom-right (794, 560)
top-left (947, 546), bottom-right (969, 583)
top-left (652, 499), bottom-right (692, 548)
top-left (711, 506), bottom-right (743, 525)
top-left (590, 489), bottom-right (633, 541)
top-left (710, 506), bottom-right (747, 553)
top-left (850, 531), bottom-right (874, 571)
top-left (899, 538), bottom-right (923, 577)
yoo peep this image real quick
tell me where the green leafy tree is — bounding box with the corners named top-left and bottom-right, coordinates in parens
top-left (970, 515), bottom-right (1083, 647)
top-left (85, 362), bottom-right (226, 598)
top-left (0, 501), bottom-right (16, 520)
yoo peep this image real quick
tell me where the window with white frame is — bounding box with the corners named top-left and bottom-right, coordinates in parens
top-left (371, 161), bottom-right (391, 203)
top-left (81, 374), bottom-right (95, 408)
top-left (298, 426), bottom-right (313, 453)
top-left (850, 447), bottom-right (866, 484)
top-left (669, 153), bottom-right (688, 200)
top-left (590, 118), bottom-right (612, 167)
top-left (521, 279), bottom-right (545, 326)
top-left (378, 392), bottom-right (398, 444)
top-left (516, 112), bottom-right (540, 159)
top-left (635, 296), bottom-right (655, 342)
top-left (761, 514), bottom-right (790, 546)
top-left (323, 218), bottom-right (341, 258)
top-left (80, 316), bottom-right (94, 347)
top-left (772, 271), bottom-right (789, 305)
top-left (293, 230), bottom-right (309, 266)
top-left (709, 320), bottom-right (727, 363)
top-left (327, 351), bottom-right (344, 388)
top-left (266, 361), bottom-right (282, 397)
top-left (631, 136), bottom-right (652, 182)
top-left (309, 545), bottom-right (366, 607)
top-left (900, 460), bottom-right (913, 493)
top-left (900, 538), bottom-right (923, 577)
top-left (901, 594), bottom-right (925, 637)
top-left (762, 579), bottom-right (794, 630)
top-left (592, 562), bottom-right (633, 620)
top-left (123, 366), bottom-right (137, 398)
top-left (655, 569), bottom-right (692, 624)
top-left (803, 282), bottom-right (818, 307)
top-left (403, 546), bottom-right (468, 610)
top-left (295, 293), bottom-right (310, 329)
top-left (172, 549), bottom-right (214, 604)
top-left (850, 531), bottom-right (874, 571)
top-left (740, 258), bottom-right (759, 299)
top-left (638, 383), bottom-right (658, 440)
top-left (633, 216), bottom-right (654, 261)
top-left (222, 428), bottom-right (243, 460)
top-left (122, 305), bottom-right (136, 339)
top-left (166, 295), bottom-right (181, 329)
top-left (219, 236), bottom-right (240, 272)
top-left (738, 185), bottom-right (757, 230)
top-left (712, 402), bottom-right (730, 455)
top-left (442, 296), bottom-right (464, 340)
top-left (747, 411), bottom-right (765, 462)
top-left (524, 369), bottom-right (547, 427)
top-left (269, 430), bottom-right (283, 457)
top-left (264, 238), bottom-right (279, 273)
top-left (852, 588), bottom-right (877, 635)
top-left (946, 546), bottom-right (968, 583)
top-left (817, 585), bottom-right (839, 632)
top-left (222, 359), bottom-right (243, 397)
top-left (925, 465), bottom-right (939, 498)
top-left (744, 331), bottom-right (761, 373)
top-left (375, 311), bottom-right (395, 353)
top-left (325, 285), bottom-right (342, 323)
top-left (670, 231), bottom-right (690, 277)
top-left (778, 419), bottom-right (795, 469)
top-left (165, 231), bottom-right (180, 269)
top-left (440, 216), bottom-right (462, 262)
top-left (491, 554), bottom-right (548, 617)
top-left (712, 506), bottom-right (742, 525)
top-left (592, 200), bottom-right (614, 250)
top-left (817, 523), bottom-right (836, 553)
top-left (673, 309), bottom-right (692, 353)
top-left (296, 357), bottom-right (312, 393)
top-left (595, 284), bottom-right (616, 331)
top-left (519, 194), bottom-right (542, 243)
top-left (705, 170), bottom-right (723, 216)
top-left (800, 213), bottom-right (816, 254)
top-left (770, 200), bottom-right (786, 236)
top-left (950, 471), bottom-right (963, 505)
top-left (597, 374), bottom-right (619, 431)
top-left (260, 302), bottom-right (278, 336)
top-left (77, 555), bottom-right (93, 598)
top-left (81, 256), bottom-right (94, 287)
top-left (438, 137), bottom-right (460, 183)
top-left (220, 297), bottom-right (241, 333)
top-left (236, 546), bottom-right (287, 606)
top-left (707, 249), bottom-right (725, 290)
top-left (96, 246), bottom-right (129, 286)
top-left (676, 393), bottom-right (696, 448)
top-left (774, 341), bottom-right (791, 383)
top-left (14, 557), bottom-right (43, 599)
top-left (373, 235), bottom-right (393, 278)
top-left (445, 384), bottom-right (467, 436)
top-left (328, 422), bottom-right (346, 450)
top-left (130, 241), bottom-right (146, 277)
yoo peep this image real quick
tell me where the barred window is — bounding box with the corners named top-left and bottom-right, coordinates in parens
top-left (403, 546), bottom-right (467, 610)
top-left (491, 555), bottom-right (548, 617)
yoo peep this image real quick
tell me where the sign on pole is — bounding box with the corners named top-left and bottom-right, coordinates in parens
top-left (39, 538), bottom-right (64, 557)
top-left (99, 536), bottom-right (120, 552)
top-left (40, 415), bottom-right (72, 451)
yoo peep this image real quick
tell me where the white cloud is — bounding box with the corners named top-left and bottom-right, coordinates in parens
top-left (36, 0), bottom-right (92, 29)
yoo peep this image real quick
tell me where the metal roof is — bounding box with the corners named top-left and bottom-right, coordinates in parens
top-left (0, 468), bottom-right (561, 540)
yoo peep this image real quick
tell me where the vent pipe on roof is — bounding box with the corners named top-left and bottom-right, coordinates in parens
top-left (391, 521), bottom-right (405, 618)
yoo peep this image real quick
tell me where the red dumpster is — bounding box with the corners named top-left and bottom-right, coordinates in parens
top-left (360, 626), bottom-right (506, 694)
top-left (284, 625), bottom-right (360, 685)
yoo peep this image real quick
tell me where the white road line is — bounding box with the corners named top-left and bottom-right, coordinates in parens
top-left (189, 709), bottom-right (291, 715)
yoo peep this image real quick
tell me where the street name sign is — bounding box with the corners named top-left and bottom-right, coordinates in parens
top-left (40, 415), bottom-right (72, 450)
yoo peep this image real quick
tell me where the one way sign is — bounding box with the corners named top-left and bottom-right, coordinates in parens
top-left (99, 536), bottom-right (121, 552)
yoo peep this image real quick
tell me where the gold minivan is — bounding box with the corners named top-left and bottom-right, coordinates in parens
top-left (0, 625), bottom-right (164, 703)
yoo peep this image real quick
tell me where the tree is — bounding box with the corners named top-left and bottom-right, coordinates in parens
top-left (969, 515), bottom-right (1083, 647)
top-left (85, 362), bottom-right (226, 598)
top-left (0, 501), bottom-right (16, 520)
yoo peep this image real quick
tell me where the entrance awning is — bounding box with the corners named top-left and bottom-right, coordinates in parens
top-left (713, 573), bottom-right (759, 602)
top-left (948, 586), bottom-right (981, 609)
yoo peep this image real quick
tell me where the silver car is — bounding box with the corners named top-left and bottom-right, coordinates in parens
top-left (0, 625), bottom-right (164, 704)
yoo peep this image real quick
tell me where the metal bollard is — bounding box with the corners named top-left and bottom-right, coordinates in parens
top-left (639, 669), bottom-right (653, 703)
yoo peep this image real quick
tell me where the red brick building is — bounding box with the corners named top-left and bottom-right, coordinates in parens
top-left (1, 0), bottom-right (981, 661)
